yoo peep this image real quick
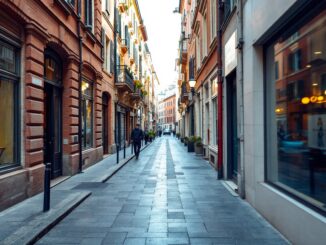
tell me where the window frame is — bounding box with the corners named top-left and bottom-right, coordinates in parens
top-left (263, 0), bottom-right (326, 215)
top-left (81, 78), bottom-right (94, 149)
top-left (0, 38), bottom-right (21, 172)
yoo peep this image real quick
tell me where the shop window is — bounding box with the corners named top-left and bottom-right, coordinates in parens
top-left (81, 79), bottom-right (93, 149)
top-left (266, 9), bottom-right (326, 213)
top-left (0, 40), bottom-right (19, 169)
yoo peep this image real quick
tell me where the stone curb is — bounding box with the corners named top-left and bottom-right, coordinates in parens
top-left (1, 191), bottom-right (91, 245)
top-left (0, 141), bottom-right (154, 245)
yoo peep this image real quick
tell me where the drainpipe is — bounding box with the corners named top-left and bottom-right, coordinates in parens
top-left (237, 0), bottom-right (245, 198)
top-left (114, 0), bottom-right (119, 162)
top-left (77, 0), bottom-right (83, 173)
top-left (217, 0), bottom-right (224, 179)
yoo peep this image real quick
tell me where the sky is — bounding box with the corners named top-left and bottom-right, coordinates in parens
top-left (138, 0), bottom-right (181, 91)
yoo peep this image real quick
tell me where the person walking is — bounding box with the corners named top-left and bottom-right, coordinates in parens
top-left (131, 123), bottom-right (144, 160)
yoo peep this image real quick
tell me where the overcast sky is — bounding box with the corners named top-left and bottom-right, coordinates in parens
top-left (138, 0), bottom-right (180, 91)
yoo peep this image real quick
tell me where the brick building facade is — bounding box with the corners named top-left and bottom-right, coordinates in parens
top-left (0, 0), bottom-right (103, 210)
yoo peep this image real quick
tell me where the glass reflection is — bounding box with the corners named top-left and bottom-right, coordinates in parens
top-left (269, 9), bottom-right (326, 212)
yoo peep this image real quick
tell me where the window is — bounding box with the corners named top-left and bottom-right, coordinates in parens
top-left (65, 0), bottom-right (75, 6)
top-left (85, 0), bottom-right (93, 30)
top-left (266, 8), bottom-right (326, 213)
top-left (288, 49), bottom-right (302, 73)
top-left (103, 37), bottom-right (111, 73)
top-left (203, 13), bottom-right (208, 58)
top-left (105, 0), bottom-right (111, 14)
top-left (224, 0), bottom-right (235, 20)
top-left (212, 97), bottom-right (217, 146)
top-left (0, 40), bottom-right (19, 169)
top-left (210, 0), bottom-right (217, 41)
top-left (81, 79), bottom-right (93, 149)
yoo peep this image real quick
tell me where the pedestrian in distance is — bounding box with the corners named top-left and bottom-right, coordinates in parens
top-left (131, 123), bottom-right (144, 160)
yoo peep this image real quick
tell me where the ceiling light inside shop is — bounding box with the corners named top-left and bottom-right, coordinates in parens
top-left (312, 83), bottom-right (318, 86)
top-left (301, 97), bottom-right (310, 104)
top-left (306, 64), bottom-right (311, 68)
top-left (314, 51), bottom-right (322, 55)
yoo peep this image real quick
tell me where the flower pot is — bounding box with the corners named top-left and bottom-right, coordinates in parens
top-left (195, 144), bottom-right (203, 155)
top-left (187, 142), bottom-right (195, 152)
top-left (181, 138), bottom-right (184, 143)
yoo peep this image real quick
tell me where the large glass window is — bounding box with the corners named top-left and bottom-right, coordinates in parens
top-left (266, 9), bottom-right (326, 213)
top-left (81, 79), bottom-right (93, 149)
top-left (0, 40), bottom-right (19, 169)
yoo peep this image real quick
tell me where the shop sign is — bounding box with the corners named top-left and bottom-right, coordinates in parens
top-left (225, 31), bottom-right (237, 76)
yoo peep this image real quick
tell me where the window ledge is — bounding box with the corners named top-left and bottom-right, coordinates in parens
top-left (0, 165), bottom-right (24, 177)
top-left (84, 26), bottom-right (97, 45)
top-left (54, 0), bottom-right (74, 16)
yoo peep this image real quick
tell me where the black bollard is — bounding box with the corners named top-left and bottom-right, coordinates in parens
top-left (43, 162), bottom-right (51, 212)
top-left (123, 141), bottom-right (126, 158)
top-left (131, 142), bottom-right (133, 154)
top-left (116, 144), bottom-right (119, 164)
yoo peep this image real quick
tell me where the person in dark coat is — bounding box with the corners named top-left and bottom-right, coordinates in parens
top-left (131, 123), bottom-right (144, 159)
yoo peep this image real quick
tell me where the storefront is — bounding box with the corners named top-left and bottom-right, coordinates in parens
top-left (265, 4), bottom-right (326, 215)
top-left (242, 0), bottom-right (326, 243)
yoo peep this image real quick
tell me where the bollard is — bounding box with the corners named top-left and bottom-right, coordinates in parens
top-left (43, 162), bottom-right (51, 212)
top-left (123, 141), bottom-right (126, 158)
top-left (116, 144), bottom-right (119, 164)
top-left (131, 142), bottom-right (133, 154)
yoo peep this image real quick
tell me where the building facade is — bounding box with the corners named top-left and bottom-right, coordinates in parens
top-left (177, 0), bottom-right (218, 165)
top-left (0, 0), bottom-right (103, 210)
top-left (0, 0), bottom-right (157, 211)
top-left (158, 94), bottom-right (176, 131)
top-left (176, 0), bottom-right (326, 244)
top-left (114, 0), bottom-right (156, 149)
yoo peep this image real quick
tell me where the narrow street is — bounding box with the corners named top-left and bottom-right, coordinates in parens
top-left (37, 137), bottom-right (287, 245)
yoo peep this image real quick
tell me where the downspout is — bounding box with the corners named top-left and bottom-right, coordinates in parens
top-left (238, 0), bottom-right (245, 198)
top-left (77, 0), bottom-right (83, 173)
top-left (217, 0), bottom-right (224, 179)
top-left (113, 0), bottom-right (119, 161)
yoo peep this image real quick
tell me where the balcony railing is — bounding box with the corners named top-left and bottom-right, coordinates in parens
top-left (180, 82), bottom-right (189, 103)
top-left (131, 88), bottom-right (142, 100)
top-left (116, 65), bottom-right (134, 92)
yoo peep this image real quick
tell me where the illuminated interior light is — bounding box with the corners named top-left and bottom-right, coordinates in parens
top-left (301, 97), bottom-right (310, 104)
top-left (306, 65), bottom-right (311, 68)
top-left (310, 96), bottom-right (317, 103)
top-left (314, 51), bottom-right (322, 55)
top-left (317, 96), bottom-right (324, 101)
top-left (312, 83), bottom-right (318, 86)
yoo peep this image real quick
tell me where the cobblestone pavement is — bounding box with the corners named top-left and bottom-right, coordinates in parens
top-left (37, 137), bottom-right (289, 245)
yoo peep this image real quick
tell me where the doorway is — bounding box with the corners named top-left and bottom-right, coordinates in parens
top-left (44, 50), bottom-right (63, 179)
top-left (227, 72), bottom-right (238, 181)
top-left (102, 93), bottom-right (109, 155)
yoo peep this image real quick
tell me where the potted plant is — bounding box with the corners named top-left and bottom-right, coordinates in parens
top-left (184, 136), bottom-right (188, 146)
top-left (187, 136), bottom-right (196, 152)
top-left (195, 137), bottom-right (203, 155)
top-left (181, 137), bottom-right (184, 143)
top-left (176, 133), bottom-right (180, 139)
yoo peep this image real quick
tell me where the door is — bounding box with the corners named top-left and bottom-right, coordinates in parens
top-left (227, 73), bottom-right (238, 181)
top-left (102, 94), bottom-right (109, 154)
top-left (44, 83), bottom-right (62, 178)
top-left (44, 50), bottom-right (63, 179)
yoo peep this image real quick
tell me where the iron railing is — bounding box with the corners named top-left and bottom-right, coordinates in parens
top-left (116, 65), bottom-right (134, 91)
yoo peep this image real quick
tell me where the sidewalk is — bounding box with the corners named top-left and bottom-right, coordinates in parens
top-left (36, 137), bottom-right (289, 245)
top-left (0, 141), bottom-right (151, 245)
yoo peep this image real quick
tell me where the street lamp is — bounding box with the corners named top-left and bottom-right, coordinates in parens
top-left (189, 79), bottom-right (196, 89)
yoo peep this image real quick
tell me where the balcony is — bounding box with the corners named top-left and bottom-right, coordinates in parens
top-left (118, 0), bottom-right (127, 13)
top-left (180, 82), bottom-right (189, 103)
top-left (180, 39), bottom-right (187, 65)
top-left (131, 88), bottom-right (142, 101)
top-left (119, 39), bottom-right (128, 55)
top-left (116, 65), bottom-right (134, 92)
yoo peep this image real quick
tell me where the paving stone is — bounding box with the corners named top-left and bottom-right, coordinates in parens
top-left (33, 138), bottom-right (288, 244)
